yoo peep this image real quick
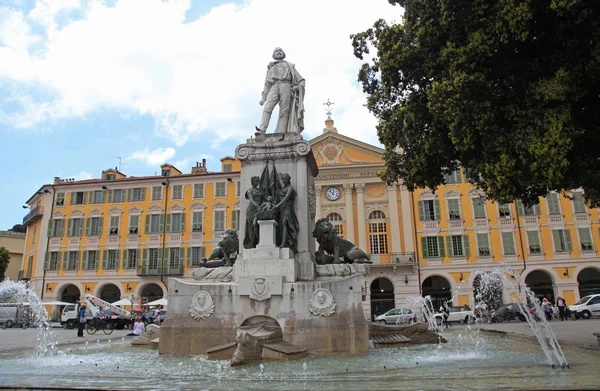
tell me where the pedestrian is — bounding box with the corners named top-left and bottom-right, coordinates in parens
top-left (541, 298), bottom-right (552, 321)
top-left (127, 317), bottom-right (145, 337)
top-left (556, 296), bottom-right (567, 321)
top-left (440, 301), bottom-right (450, 328)
top-left (77, 304), bottom-right (87, 337)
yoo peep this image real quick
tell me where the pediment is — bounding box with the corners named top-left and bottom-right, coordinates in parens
top-left (70, 209), bottom-right (85, 218)
top-left (443, 190), bottom-right (462, 198)
top-left (52, 211), bottom-right (66, 219)
top-left (148, 204), bottom-right (164, 213)
top-left (468, 188), bottom-right (486, 198)
top-left (190, 202), bottom-right (207, 211)
top-left (108, 207), bottom-right (123, 215)
top-left (89, 208), bottom-right (103, 217)
top-left (419, 190), bottom-right (437, 200)
top-left (233, 200), bottom-right (240, 208)
top-left (310, 133), bottom-right (384, 167)
top-left (128, 206), bottom-right (143, 215)
top-left (213, 201), bottom-right (229, 210)
top-left (169, 203), bottom-right (185, 213)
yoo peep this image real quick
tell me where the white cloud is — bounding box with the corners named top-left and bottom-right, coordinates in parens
top-left (73, 170), bottom-right (93, 180)
top-left (127, 147), bottom-right (176, 166)
top-left (0, 0), bottom-right (399, 147)
top-left (174, 154), bottom-right (214, 172)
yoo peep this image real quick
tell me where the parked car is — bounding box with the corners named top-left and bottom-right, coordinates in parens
top-left (0, 303), bottom-right (31, 328)
top-left (491, 303), bottom-right (527, 323)
top-left (375, 308), bottom-right (417, 325)
top-left (569, 294), bottom-right (600, 319)
top-left (433, 305), bottom-right (475, 325)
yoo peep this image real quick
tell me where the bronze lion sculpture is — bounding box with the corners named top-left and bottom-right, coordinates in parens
top-left (200, 228), bottom-right (239, 268)
top-left (312, 218), bottom-right (372, 265)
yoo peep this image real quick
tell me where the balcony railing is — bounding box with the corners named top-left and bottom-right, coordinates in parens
top-left (370, 252), bottom-right (416, 266)
top-left (137, 263), bottom-right (184, 276)
top-left (23, 206), bottom-right (43, 226)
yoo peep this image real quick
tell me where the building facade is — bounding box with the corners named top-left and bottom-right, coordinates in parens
top-left (19, 118), bottom-right (600, 317)
top-left (0, 230), bottom-right (26, 281)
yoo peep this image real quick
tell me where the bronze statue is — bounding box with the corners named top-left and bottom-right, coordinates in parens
top-left (312, 218), bottom-right (372, 264)
top-left (275, 173), bottom-right (299, 252)
top-left (200, 228), bottom-right (239, 268)
top-left (243, 176), bottom-right (264, 249)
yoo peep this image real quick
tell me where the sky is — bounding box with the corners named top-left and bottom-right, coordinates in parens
top-left (0, 0), bottom-right (402, 229)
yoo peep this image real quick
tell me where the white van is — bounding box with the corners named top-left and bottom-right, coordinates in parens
top-left (0, 303), bottom-right (30, 328)
top-left (569, 294), bottom-right (600, 319)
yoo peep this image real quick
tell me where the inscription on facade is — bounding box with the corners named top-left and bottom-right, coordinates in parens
top-left (317, 171), bottom-right (379, 180)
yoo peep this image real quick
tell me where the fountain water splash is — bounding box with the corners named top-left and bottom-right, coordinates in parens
top-left (406, 295), bottom-right (439, 331)
top-left (0, 279), bottom-right (60, 356)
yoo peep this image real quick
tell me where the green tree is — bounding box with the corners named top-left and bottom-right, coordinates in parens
top-left (8, 224), bottom-right (26, 233)
top-left (352, 0), bottom-right (600, 206)
top-left (0, 247), bottom-right (10, 281)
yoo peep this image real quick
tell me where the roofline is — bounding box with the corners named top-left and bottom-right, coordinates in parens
top-left (310, 132), bottom-right (385, 154)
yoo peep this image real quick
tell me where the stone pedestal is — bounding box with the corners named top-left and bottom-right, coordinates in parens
top-left (257, 220), bottom-right (277, 248)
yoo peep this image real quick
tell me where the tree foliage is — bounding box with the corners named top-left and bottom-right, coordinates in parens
top-left (352, 0), bottom-right (600, 206)
top-left (8, 224), bottom-right (26, 233)
top-left (0, 247), bottom-right (10, 281)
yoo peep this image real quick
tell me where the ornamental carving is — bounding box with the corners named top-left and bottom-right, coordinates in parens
top-left (308, 288), bottom-right (336, 317)
top-left (308, 176), bottom-right (316, 221)
top-left (250, 277), bottom-right (271, 301)
top-left (189, 290), bottom-right (215, 321)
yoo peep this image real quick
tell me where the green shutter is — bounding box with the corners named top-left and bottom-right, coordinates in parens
top-left (552, 230), bottom-right (561, 251)
top-left (231, 210), bottom-right (237, 230)
top-left (102, 250), bottom-right (107, 270)
top-left (82, 251), bottom-right (88, 270)
top-left (122, 249), bottom-right (128, 268)
top-left (47, 219), bottom-right (54, 237)
top-left (179, 247), bottom-right (184, 266)
top-left (186, 247), bottom-right (191, 267)
top-left (83, 192), bottom-right (89, 204)
top-left (159, 248), bottom-right (164, 265)
top-left (69, 192), bottom-right (75, 205)
top-left (516, 200), bottom-right (524, 216)
top-left (67, 219), bottom-right (73, 237)
top-left (474, 197), bottom-right (486, 219)
top-left (180, 213), bottom-right (186, 232)
top-left (534, 203), bottom-right (541, 215)
top-left (136, 250), bottom-right (140, 267)
top-left (85, 218), bottom-right (91, 236)
top-left (463, 234), bottom-right (470, 257)
top-left (145, 215), bottom-right (150, 234)
top-left (116, 249), bottom-right (121, 269)
top-left (437, 236), bottom-right (445, 258)
top-left (141, 188), bottom-right (146, 201)
top-left (166, 214), bottom-right (172, 233)
top-left (502, 232), bottom-right (515, 254)
top-left (527, 230), bottom-right (541, 251)
top-left (127, 189), bottom-right (132, 202)
top-left (108, 190), bottom-right (114, 203)
top-left (565, 229), bottom-right (572, 251)
top-left (418, 201), bottom-right (424, 221)
top-left (448, 199), bottom-right (460, 219)
top-left (62, 252), bottom-right (68, 270)
top-left (78, 219), bottom-right (84, 236)
top-left (455, 169), bottom-right (462, 183)
top-left (434, 200), bottom-right (441, 220)
top-left (58, 220), bottom-right (64, 237)
top-left (142, 248), bottom-right (148, 267)
top-left (579, 227), bottom-right (592, 243)
top-left (44, 252), bottom-right (49, 270)
top-left (446, 236), bottom-right (453, 257)
top-left (159, 214), bottom-right (164, 233)
top-left (102, 190), bottom-right (107, 203)
top-left (547, 193), bottom-right (561, 215)
top-left (421, 237), bottom-right (428, 259)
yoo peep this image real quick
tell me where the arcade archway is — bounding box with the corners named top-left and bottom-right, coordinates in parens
top-left (140, 283), bottom-right (164, 305)
top-left (578, 267), bottom-right (600, 297)
top-left (525, 270), bottom-right (555, 303)
top-left (422, 275), bottom-right (451, 310)
top-left (59, 284), bottom-right (81, 304)
top-left (370, 278), bottom-right (394, 320)
top-left (99, 283), bottom-right (121, 303)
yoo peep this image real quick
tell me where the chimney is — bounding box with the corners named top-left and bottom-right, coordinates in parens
top-left (53, 177), bottom-right (60, 185)
top-left (202, 158), bottom-right (206, 167)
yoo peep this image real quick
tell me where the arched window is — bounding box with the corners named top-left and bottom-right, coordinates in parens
top-left (327, 213), bottom-right (344, 238)
top-left (369, 210), bottom-right (388, 254)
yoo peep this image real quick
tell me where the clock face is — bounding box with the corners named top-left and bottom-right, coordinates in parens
top-left (326, 187), bottom-right (340, 201)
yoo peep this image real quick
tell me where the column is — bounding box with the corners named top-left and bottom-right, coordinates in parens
top-left (387, 185), bottom-right (402, 253)
top-left (355, 183), bottom-right (367, 251)
top-left (343, 184), bottom-right (355, 244)
top-left (399, 184), bottom-right (415, 252)
top-left (315, 185), bottom-right (322, 222)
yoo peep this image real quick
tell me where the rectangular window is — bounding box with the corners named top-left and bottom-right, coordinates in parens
top-left (69, 218), bottom-right (83, 237)
top-left (53, 219), bottom-right (64, 237)
top-left (109, 216), bottom-right (119, 235)
top-left (578, 227), bottom-right (594, 251)
top-left (170, 248), bottom-right (180, 268)
top-left (193, 184), bottom-right (205, 199)
top-left (552, 229), bottom-right (572, 252)
top-left (172, 185), bottom-right (183, 200)
top-left (87, 251), bottom-right (98, 270)
top-left (31, 226), bottom-right (36, 246)
top-left (49, 252), bottom-right (60, 270)
top-left (67, 251), bottom-right (78, 270)
top-left (106, 250), bottom-right (118, 269)
top-left (499, 204), bottom-right (512, 218)
top-left (231, 210), bottom-right (240, 230)
top-left (162, 169), bottom-right (171, 177)
top-left (236, 181), bottom-right (241, 197)
top-left (517, 200), bottom-right (540, 216)
top-left (501, 232), bottom-right (516, 255)
top-left (527, 230), bottom-right (542, 254)
top-left (151, 186), bottom-right (162, 201)
top-left (55, 193), bottom-right (65, 206)
top-left (127, 249), bottom-right (138, 268)
top-left (191, 247), bottom-right (206, 266)
top-left (426, 237), bottom-right (439, 258)
top-left (171, 213), bottom-right (182, 233)
top-left (150, 214), bottom-right (161, 233)
top-left (104, 173), bottom-right (116, 180)
top-left (192, 211), bottom-right (203, 232)
top-left (112, 189), bottom-right (123, 203)
top-left (473, 197), bottom-right (487, 219)
top-left (451, 236), bottom-right (464, 256)
top-left (447, 199), bottom-right (461, 220)
top-left (420, 200), bottom-right (439, 221)
top-left (215, 182), bottom-right (226, 197)
top-left (92, 190), bottom-right (103, 204)
top-left (369, 222), bottom-right (388, 254)
top-left (546, 192), bottom-right (561, 215)
top-left (89, 217), bottom-right (101, 236)
top-left (132, 188), bottom-right (142, 202)
top-left (149, 248), bottom-right (159, 269)
top-left (444, 169), bottom-right (462, 184)
top-left (477, 233), bottom-right (491, 256)
top-left (129, 215), bottom-right (139, 234)
top-left (214, 210), bottom-right (225, 231)
top-left (572, 191), bottom-right (587, 213)
top-left (72, 192), bottom-right (84, 205)
top-left (223, 163), bottom-right (232, 173)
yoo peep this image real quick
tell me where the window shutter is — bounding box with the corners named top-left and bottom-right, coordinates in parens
top-left (179, 247), bottom-right (184, 266)
top-left (446, 236), bottom-right (453, 257)
top-left (186, 247), bottom-right (191, 267)
top-left (159, 214), bottom-right (164, 233)
top-left (516, 200), bottom-right (525, 216)
top-left (108, 190), bottom-right (114, 203)
top-left (421, 237), bottom-right (428, 259)
top-left (70, 192), bottom-right (75, 205)
top-left (99, 217), bottom-right (104, 236)
top-left (434, 200), bottom-right (441, 220)
top-left (565, 229), bottom-right (572, 251)
top-left (85, 218), bottom-right (91, 236)
top-left (145, 215), bottom-right (150, 234)
top-left (159, 248), bottom-right (165, 265)
top-left (534, 203), bottom-right (541, 215)
top-left (473, 198), bottom-right (486, 219)
top-left (180, 213), bottom-right (186, 232)
top-left (455, 169), bottom-right (462, 183)
top-left (193, 184), bottom-right (200, 198)
top-left (47, 220), bottom-right (54, 237)
top-left (83, 192), bottom-right (89, 204)
top-left (44, 252), bottom-right (49, 270)
top-left (62, 252), bottom-right (68, 270)
top-left (547, 193), bottom-right (560, 215)
top-left (141, 188), bottom-right (146, 201)
top-left (142, 248), bottom-right (148, 267)
top-left (166, 214), bottom-right (172, 233)
top-left (58, 220), bottom-right (64, 237)
top-left (122, 249), bottom-right (128, 268)
top-left (418, 201), bottom-right (424, 221)
top-left (82, 251), bottom-right (88, 270)
top-left (116, 249), bottom-right (121, 269)
top-left (102, 190), bottom-right (107, 203)
top-left (67, 219), bottom-right (73, 237)
top-left (437, 236), bottom-right (446, 258)
top-left (231, 210), bottom-right (238, 230)
top-left (551, 230), bottom-right (561, 251)
top-left (463, 234), bottom-right (470, 257)
top-left (127, 189), bottom-right (132, 202)
top-left (135, 249), bottom-right (140, 267)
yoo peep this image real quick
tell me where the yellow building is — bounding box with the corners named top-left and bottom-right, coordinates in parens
top-left (0, 230), bottom-right (26, 281)
top-left (20, 117), bottom-right (600, 317)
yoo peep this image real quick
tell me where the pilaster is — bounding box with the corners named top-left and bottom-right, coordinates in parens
top-left (343, 184), bottom-right (355, 244)
top-left (399, 185), bottom-right (414, 252)
top-left (355, 183), bottom-right (367, 251)
top-left (387, 185), bottom-right (401, 253)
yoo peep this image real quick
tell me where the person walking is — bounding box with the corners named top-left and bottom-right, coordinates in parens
top-left (77, 304), bottom-right (87, 337)
top-left (440, 301), bottom-right (450, 328)
top-left (556, 296), bottom-right (567, 321)
top-left (541, 298), bottom-right (552, 321)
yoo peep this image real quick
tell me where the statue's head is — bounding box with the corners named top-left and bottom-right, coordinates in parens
top-left (198, 294), bottom-right (206, 306)
top-left (317, 291), bottom-right (326, 305)
top-left (280, 173), bottom-right (291, 184)
top-left (272, 47), bottom-right (286, 60)
top-left (251, 176), bottom-right (260, 186)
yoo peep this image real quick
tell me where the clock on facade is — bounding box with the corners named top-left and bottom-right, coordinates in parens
top-left (326, 187), bottom-right (340, 201)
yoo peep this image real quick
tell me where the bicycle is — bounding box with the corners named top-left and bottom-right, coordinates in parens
top-left (85, 319), bottom-right (114, 335)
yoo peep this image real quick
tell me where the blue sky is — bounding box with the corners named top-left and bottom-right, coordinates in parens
top-left (0, 0), bottom-right (398, 229)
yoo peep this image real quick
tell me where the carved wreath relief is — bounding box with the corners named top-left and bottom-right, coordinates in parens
top-left (189, 290), bottom-right (215, 321)
top-left (308, 288), bottom-right (336, 317)
top-left (250, 277), bottom-right (272, 301)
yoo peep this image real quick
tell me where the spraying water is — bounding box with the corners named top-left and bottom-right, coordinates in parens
top-left (406, 295), bottom-right (439, 331)
top-left (0, 279), bottom-right (60, 356)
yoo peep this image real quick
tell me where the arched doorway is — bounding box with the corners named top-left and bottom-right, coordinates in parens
top-left (525, 270), bottom-right (555, 303)
top-left (578, 267), bottom-right (600, 297)
top-left (60, 284), bottom-right (81, 304)
top-left (99, 283), bottom-right (121, 303)
top-left (473, 272), bottom-right (504, 312)
top-left (422, 276), bottom-right (451, 310)
top-left (370, 278), bottom-right (394, 320)
top-left (140, 283), bottom-right (164, 305)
